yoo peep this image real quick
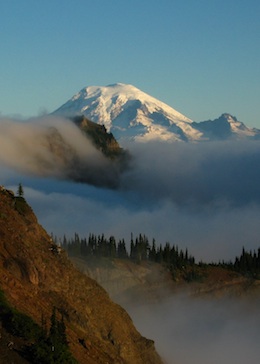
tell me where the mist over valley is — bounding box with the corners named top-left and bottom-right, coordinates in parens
top-left (1, 85), bottom-right (260, 363)
top-left (1, 112), bottom-right (260, 262)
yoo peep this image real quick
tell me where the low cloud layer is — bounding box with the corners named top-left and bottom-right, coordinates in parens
top-left (121, 140), bottom-right (260, 207)
top-left (0, 116), bottom-right (121, 188)
top-left (2, 116), bottom-right (260, 207)
top-left (13, 184), bottom-right (260, 262)
top-left (126, 294), bottom-right (260, 364)
top-left (1, 118), bottom-right (260, 261)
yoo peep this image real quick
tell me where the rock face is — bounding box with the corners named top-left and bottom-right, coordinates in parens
top-left (72, 115), bottom-right (126, 159)
top-left (0, 187), bottom-right (163, 364)
top-left (71, 257), bottom-right (177, 307)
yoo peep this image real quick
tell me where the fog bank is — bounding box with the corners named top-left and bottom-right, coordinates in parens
top-left (1, 119), bottom-right (260, 261)
top-left (126, 294), bottom-right (260, 364)
top-left (0, 116), bottom-right (121, 187)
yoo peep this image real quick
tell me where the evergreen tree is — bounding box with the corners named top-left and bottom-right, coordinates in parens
top-left (156, 244), bottom-right (164, 263)
top-left (163, 242), bottom-right (171, 264)
top-left (149, 239), bottom-right (157, 261)
top-left (117, 239), bottom-right (128, 259)
top-left (17, 182), bottom-right (24, 197)
top-left (27, 307), bottom-right (76, 363)
top-left (108, 236), bottom-right (117, 258)
top-left (130, 238), bottom-right (135, 260)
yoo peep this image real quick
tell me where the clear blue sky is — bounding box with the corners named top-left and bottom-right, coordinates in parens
top-left (1, 0), bottom-right (260, 126)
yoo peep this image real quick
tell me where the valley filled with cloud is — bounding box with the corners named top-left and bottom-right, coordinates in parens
top-left (126, 293), bottom-right (260, 364)
top-left (1, 115), bottom-right (260, 363)
top-left (1, 116), bottom-right (260, 262)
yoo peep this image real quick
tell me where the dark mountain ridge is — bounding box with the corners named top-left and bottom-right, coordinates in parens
top-left (72, 115), bottom-right (126, 159)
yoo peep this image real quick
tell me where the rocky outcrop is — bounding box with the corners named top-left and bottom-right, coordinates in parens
top-left (72, 115), bottom-right (129, 160)
top-left (0, 187), bottom-right (163, 364)
top-left (71, 257), bottom-right (177, 307)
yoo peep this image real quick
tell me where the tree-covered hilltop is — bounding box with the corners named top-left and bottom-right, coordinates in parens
top-left (60, 233), bottom-right (194, 266)
top-left (226, 247), bottom-right (260, 278)
top-left (58, 233), bottom-right (260, 281)
top-left (59, 233), bottom-right (199, 282)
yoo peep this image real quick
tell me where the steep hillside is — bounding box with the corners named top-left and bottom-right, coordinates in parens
top-left (0, 187), bottom-right (163, 364)
top-left (71, 257), bottom-right (177, 307)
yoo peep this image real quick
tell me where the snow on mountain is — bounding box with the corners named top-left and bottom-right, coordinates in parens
top-left (192, 113), bottom-right (260, 141)
top-left (53, 83), bottom-right (260, 142)
top-left (54, 83), bottom-right (200, 142)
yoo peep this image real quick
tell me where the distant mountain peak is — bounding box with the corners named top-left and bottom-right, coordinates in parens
top-left (221, 113), bottom-right (238, 122)
top-left (191, 113), bottom-right (259, 140)
top-left (53, 84), bottom-right (260, 142)
top-left (54, 83), bottom-right (195, 142)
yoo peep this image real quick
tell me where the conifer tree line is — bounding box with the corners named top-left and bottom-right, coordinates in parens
top-left (56, 233), bottom-right (260, 279)
top-left (210, 247), bottom-right (260, 278)
top-left (232, 247), bottom-right (260, 277)
top-left (59, 232), bottom-right (195, 268)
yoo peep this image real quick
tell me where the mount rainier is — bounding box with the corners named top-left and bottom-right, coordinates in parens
top-left (54, 83), bottom-right (260, 142)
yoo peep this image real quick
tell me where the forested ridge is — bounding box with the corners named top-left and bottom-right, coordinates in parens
top-left (56, 233), bottom-right (260, 280)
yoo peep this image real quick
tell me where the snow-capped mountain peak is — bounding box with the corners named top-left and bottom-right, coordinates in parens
top-left (53, 84), bottom-right (260, 142)
top-left (54, 83), bottom-right (196, 142)
top-left (76, 83), bottom-right (191, 122)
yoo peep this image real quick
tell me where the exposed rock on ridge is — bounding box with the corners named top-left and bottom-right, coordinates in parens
top-left (72, 115), bottom-right (126, 159)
